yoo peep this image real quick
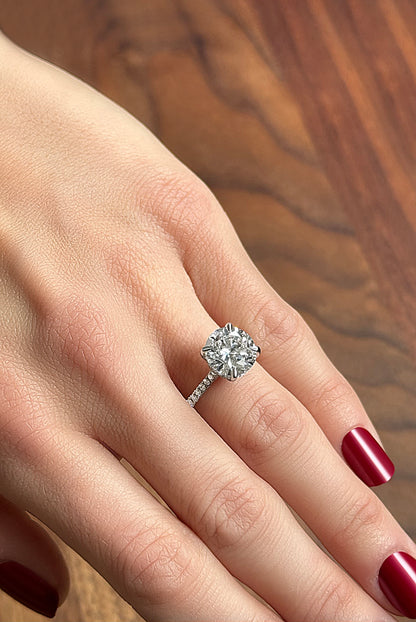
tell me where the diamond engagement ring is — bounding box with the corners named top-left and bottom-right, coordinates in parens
top-left (186, 323), bottom-right (261, 408)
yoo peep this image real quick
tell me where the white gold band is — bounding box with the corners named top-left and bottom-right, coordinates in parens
top-left (186, 370), bottom-right (219, 408)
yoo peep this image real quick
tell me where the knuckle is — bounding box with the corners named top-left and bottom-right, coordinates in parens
top-left (332, 492), bottom-right (385, 548)
top-left (101, 237), bottom-right (153, 309)
top-left (0, 363), bottom-right (60, 465)
top-left (100, 236), bottom-right (181, 335)
top-left (251, 295), bottom-right (306, 354)
top-left (114, 524), bottom-right (202, 607)
top-left (35, 290), bottom-right (117, 387)
top-left (193, 471), bottom-right (270, 552)
top-left (238, 387), bottom-right (305, 466)
top-left (309, 373), bottom-right (356, 414)
top-left (306, 575), bottom-right (355, 622)
top-left (140, 167), bottom-right (220, 248)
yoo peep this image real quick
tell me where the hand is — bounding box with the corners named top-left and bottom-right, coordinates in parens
top-left (0, 32), bottom-right (414, 622)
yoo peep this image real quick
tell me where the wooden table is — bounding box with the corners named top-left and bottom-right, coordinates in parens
top-left (0, 1), bottom-right (415, 620)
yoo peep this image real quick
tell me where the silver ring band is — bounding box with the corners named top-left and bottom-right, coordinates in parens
top-left (186, 323), bottom-right (260, 408)
top-left (186, 370), bottom-right (219, 408)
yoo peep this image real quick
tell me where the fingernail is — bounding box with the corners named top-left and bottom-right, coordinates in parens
top-left (341, 426), bottom-right (395, 487)
top-left (0, 560), bottom-right (58, 618)
top-left (378, 551), bottom-right (416, 618)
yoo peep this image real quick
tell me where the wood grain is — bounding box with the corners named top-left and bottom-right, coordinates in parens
top-left (0, 1), bottom-right (415, 621)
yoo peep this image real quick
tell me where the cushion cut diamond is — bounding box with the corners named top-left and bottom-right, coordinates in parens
top-left (201, 323), bottom-right (260, 381)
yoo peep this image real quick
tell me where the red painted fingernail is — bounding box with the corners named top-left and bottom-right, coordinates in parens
top-left (0, 561), bottom-right (58, 618)
top-left (378, 551), bottom-right (416, 618)
top-left (341, 426), bottom-right (394, 487)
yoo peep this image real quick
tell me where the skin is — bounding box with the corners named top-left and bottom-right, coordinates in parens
top-left (0, 30), bottom-right (414, 622)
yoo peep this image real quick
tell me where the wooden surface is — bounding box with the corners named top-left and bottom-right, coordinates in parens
top-left (0, 1), bottom-right (415, 620)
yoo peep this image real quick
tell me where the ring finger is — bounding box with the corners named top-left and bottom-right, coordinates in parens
top-left (184, 202), bottom-right (395, 487)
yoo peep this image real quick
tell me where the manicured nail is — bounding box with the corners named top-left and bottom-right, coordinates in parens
top-left (378, 551), bottom-right (416, 618)
top-left (0, 560), bottom-right (58, 618)
top-left (341, 426), bottom-right (394, 487)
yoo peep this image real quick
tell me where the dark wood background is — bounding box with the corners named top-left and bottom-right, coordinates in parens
top-left (0, 1), bottom-right (415, 620)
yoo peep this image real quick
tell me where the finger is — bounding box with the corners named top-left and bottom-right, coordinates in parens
top-left (183, 205), bottom-right (395, 487)
top-left (0, 494), bottom-right (68, 618)
top-left (16, 254), bottom-right (401, 619)
top-left (170, 314), bottom-right (416, 618)
top-left (1, 428), bottom-right (279, 622)
top-left (3, 252), bottom-right (280, 620)
top-left (78, 315), bottom-right (398, 621)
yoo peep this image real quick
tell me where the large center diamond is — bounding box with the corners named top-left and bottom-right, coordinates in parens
top-left (201, 323), bottom-right (261, 381)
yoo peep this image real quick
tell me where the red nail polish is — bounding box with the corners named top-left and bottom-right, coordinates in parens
top-left (378, 551), bottom-right (416, 618)
top-left (341, 426), bottom-right (394, 487)
top-left (0, 560), bottom-right (58, 618)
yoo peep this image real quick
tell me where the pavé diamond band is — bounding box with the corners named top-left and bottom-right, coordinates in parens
top-left (186, 323), bottom-right (261, 408)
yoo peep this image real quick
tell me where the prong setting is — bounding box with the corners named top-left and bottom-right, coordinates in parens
top-left (200, 323), bottom-right (260, 381)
